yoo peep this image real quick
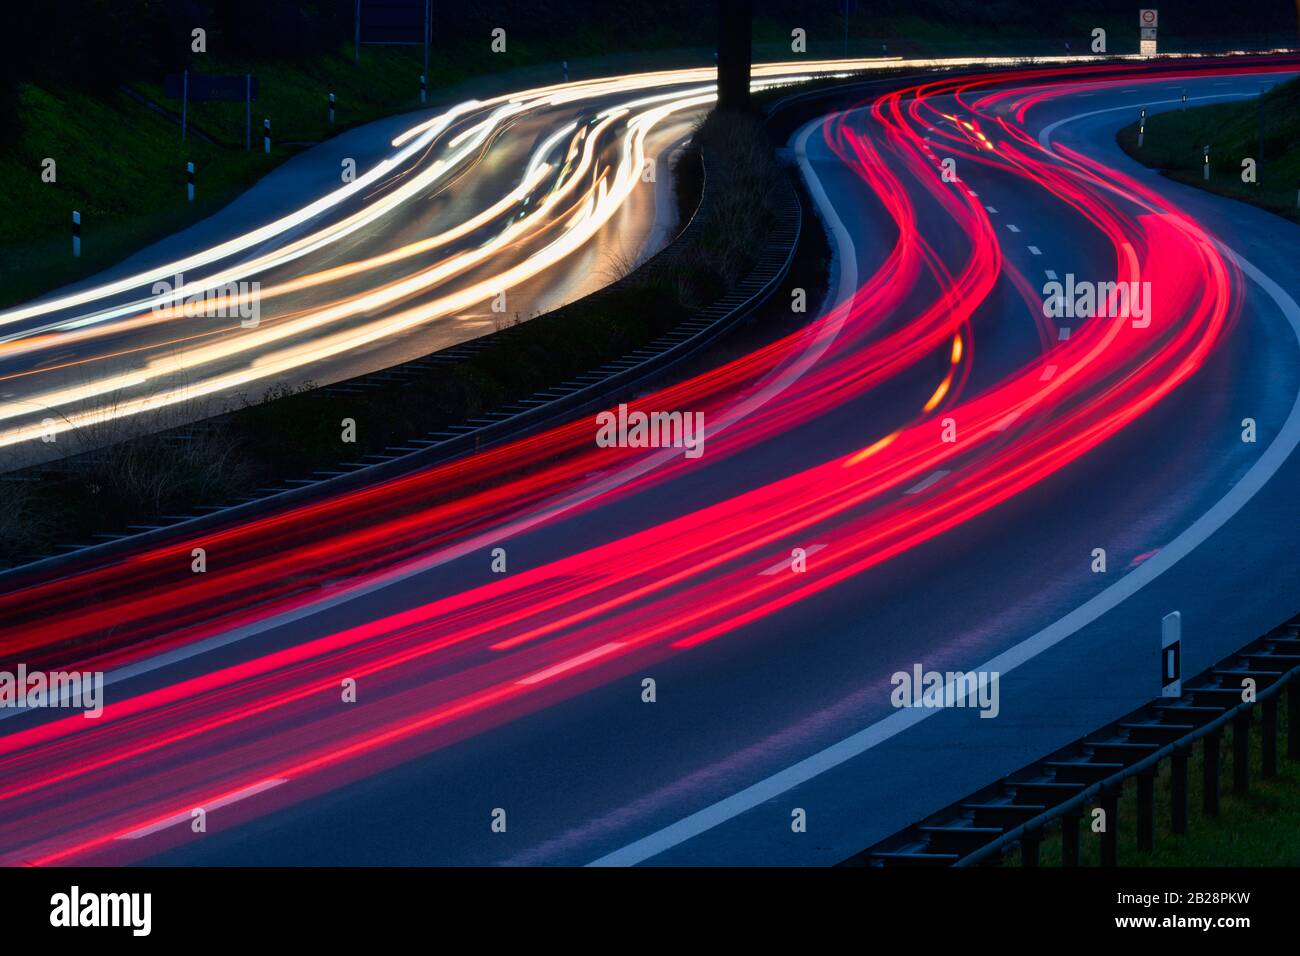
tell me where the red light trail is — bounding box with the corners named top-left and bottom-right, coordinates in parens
top-left (0, 55), bottom-right (1292, 865)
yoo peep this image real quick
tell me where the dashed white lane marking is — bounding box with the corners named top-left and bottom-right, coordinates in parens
top-left (516, 642), bottom-right (626, 686)
top-left (760, 543), bottom-right (827, 575)
top-left (1058, 327), bottom-right (1071, 340)
top-left (1040, 364), bottom-right (1058, 381)
top-left (119, 779), bottom-right (288, 840)
top-left (1045, 269), bottom-right (1058, 280)
top-left (992, 410), bottom-right (1022, 431)
top-left (905, 470), bottom-right (950, 495)
top-left (1006, 223), bottom-right (1021, 233)
top-left (985, 205), bottom-right (998, 213)
top-left (1027, 245), bottom-right (1042, 256)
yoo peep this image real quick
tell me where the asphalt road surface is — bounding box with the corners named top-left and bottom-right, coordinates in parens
top-left (0, 56), bottom-right (1296, 866)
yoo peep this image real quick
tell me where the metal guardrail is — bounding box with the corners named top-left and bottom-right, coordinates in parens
top-left (1, 146), bottom-right (802, 583)
top-left (851, 614), bottom-right (1300, 867)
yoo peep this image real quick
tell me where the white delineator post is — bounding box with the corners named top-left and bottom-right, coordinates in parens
top-left (1161, 611), bottom-right (1182, 698)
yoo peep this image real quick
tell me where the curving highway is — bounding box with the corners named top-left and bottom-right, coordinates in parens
top-left (0, 54), bottom-right (1297, 866)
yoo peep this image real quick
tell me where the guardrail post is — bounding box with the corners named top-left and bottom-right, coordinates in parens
top-left (1203, 730), bottom-right (1221, 817)
top-left (1171, 747), bottom-right (1189, 834)
top-left (1233, 710), bottom-right (1251, 795)
top-left (1289, 681), bottom-right (1299, 759)
top-left (1061, 812), bottom-right (1081, 867)
top-left (1136, 769), bottom-right (1155, 852)
top-left (1099, 789), bottom-right (1119, 867)
top-left (1262, 697), bottom-right (1278, 778)
top-left (1020, 831), bottom-right (1040, 867)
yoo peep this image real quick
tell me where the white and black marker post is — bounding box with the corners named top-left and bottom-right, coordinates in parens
top-left (1181, 88), bottom-right (1187, 111)
top-left (329, 92), bottom-right (335, 126)
top-left (562, 60), bottom-right (569, 82)
top-left (1138, 108), bottom-right (1146, 148)
top-left (1203, 144), bottom-right (1210, 180)
top-left (263, 117), bottom-right (271, 155)
top-left (1161, 611), bottom-right (1182, 698)
top-left (419, 74), bottom-right (426, 104)
top-left (71, 210), bottom-right (81, 258)
top-left (186, 161), bottom-right (195, 202)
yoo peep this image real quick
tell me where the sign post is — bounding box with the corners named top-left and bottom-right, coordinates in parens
top-left (1139, 9), bottom-right (1158, 56)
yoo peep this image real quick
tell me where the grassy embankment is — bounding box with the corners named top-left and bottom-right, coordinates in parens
top-left (1118, 74), bottom-right (1300, 225)
top-left (1007, 698), bottom-right (1300, 866)
top-left (0, 45), bottom-right (446, 307)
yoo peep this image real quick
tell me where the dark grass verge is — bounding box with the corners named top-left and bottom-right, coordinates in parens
top-left (1117, 74), bottom-right (1300, 225)
top-left (1006, 700), bottom-right (1300, 866)
top-left (0, 109), bottom-right (813, 567)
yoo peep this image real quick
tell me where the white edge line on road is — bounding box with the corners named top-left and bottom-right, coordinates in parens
top-left (588, 91), bottom-right (1300, 867)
